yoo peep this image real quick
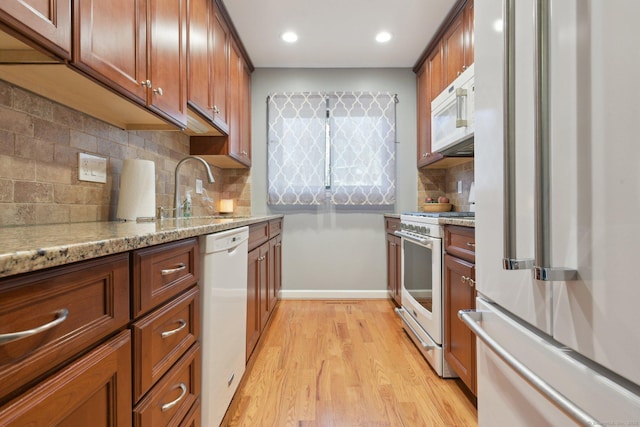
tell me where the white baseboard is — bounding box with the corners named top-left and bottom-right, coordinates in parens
top-left (279, 289), bottom-right (388, 300)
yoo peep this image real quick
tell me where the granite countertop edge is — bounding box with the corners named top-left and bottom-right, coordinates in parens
top-left (0, 215), bottom-right (283, 279)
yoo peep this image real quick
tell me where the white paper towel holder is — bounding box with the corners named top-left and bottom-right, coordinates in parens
top-left (117, 159), bottom-right (156, 222)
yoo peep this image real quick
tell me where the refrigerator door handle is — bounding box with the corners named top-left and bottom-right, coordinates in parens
top-left (459, 309), bottom-right (599, 426)
top-left (533, 0), bottom-right (578, 281)
top-left (502, 0), bottom-right (534, 272)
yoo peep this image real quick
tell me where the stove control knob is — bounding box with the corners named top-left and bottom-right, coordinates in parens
top-left (420, 226), bottom-right (428, 234)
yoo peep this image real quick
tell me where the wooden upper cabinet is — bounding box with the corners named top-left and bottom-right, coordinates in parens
top-left (443, 13), bottom-right (465, 85)
top-left (148, 0), bottom-right (187, 127)
top-left (75, 0), bottom-right (148, 103)
top-left (211, 6), bottom-right (230, 133)
top-left (416, 62), bottom-right (430, 166)
top-left (0, 0), bottom-right (71, 59)
top-left (428, 43), bottom-right (444, 102)
top-left (240, 58), bottom-right (252, 166)
top-left (74, 0), bottom-right (187, 128)
top-left (463, 0), bottom-right (474, 67)
top-left (187, 0), bottom-right (211, 119)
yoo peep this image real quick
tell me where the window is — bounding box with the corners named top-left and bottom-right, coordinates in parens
top-left (267, 91), bottom-right (396, 206)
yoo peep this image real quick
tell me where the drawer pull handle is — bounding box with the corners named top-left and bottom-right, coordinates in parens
top-left (466, 242), bottom-right (476, 248)
top-left (161, 319), bottom-right (187, 338)
top-left (161, 263), bottom-right (186, 276)
top-left (161, 383), bottom-right (187, 412)
top-left (0, 308), bottom-right (69, 345)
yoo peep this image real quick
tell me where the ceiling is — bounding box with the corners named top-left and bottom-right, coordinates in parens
top-left (222, 0), bottom-right (457, 69)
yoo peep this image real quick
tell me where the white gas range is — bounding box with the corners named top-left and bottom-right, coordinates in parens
top-left (394, 211), bottom-right (474, 377)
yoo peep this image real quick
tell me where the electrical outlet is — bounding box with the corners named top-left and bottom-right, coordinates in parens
top-left (78, 153), bottom-right (107, 183)
top-left (195, 179), bottom-right (203, 194)
top-left (457, 180), bottom-right (463, 193)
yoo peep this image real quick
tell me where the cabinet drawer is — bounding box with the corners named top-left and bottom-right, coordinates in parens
top-left (180, 398), bottom-right (201, 427)
top-left (133, 238), bottom-right (199, 318)
top-left (132, 286), bottom-right (200, 402)
top-left (268, 218), bottom-right (283, 238)
top-left (444, 225), bottom-right (475, 263)
top-left (248, 221), bottom-right (268, 251)
top-left (0, 253), bottom-right (129, 402)
top-left (0, 330), bottom-right (132, 426)
top-left (134, 342), bottom-right (201, 427)
top-left (385, 217), bottom-right (400, 234)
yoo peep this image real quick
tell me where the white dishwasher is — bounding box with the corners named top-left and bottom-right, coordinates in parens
top-left (200, 226), bottom-right (248, 427)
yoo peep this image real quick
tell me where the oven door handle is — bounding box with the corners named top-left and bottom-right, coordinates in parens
top-left (395, 308), bottom-right (435, 351)
top-left (394, 230), bottom-right (430, 246)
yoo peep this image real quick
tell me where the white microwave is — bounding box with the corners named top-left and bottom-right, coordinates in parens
top-left (431, 63), bottom-right (475, 155)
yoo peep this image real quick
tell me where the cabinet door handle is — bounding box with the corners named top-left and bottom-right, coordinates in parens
top-left (161, 383), bottom-right (187, 412)
top-left (161, 263), bottom-right (186, 276)
top-left (140, 80), bottom-right (151, 88)
top-left (468, 278), bottom-right (475, 287)
top-left (466, 242), bottom-right (475, 248)
top-left (0, 308), bottom-right (69, 345)
top-left (161, 319), bottom-right (187, 338)
top-left (153, 87), bottom-right (164, 96)
top-left (461, 276), bottom-right (468, 284)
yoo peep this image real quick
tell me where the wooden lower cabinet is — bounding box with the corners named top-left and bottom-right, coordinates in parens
top-left (248, 241), bottom-right (269, 359)
top-left (133, 343), bottom-right (201, 427)
top-left (0, 330), bottom-right (132, 426)
top-left (443, 253), bottom-right (476, 395)
top-left (246, 219), bottom-right (283, 361)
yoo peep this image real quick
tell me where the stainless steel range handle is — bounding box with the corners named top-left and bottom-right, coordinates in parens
top-left (459, 309), bottom-right (599, 426)
top-left (395, 308), bottom-right (434, 351)
top-left (394, 230), bottom-right (430, 246)
top-left (533, 0), bottom-right (577, 281)
top-left (502, 0), bottom-right (534, 272)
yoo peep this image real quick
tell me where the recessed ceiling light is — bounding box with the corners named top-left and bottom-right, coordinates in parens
top-left (281, 31), bottom-right (298, 43)
top-left (375, 31), bottom-right (392, 43)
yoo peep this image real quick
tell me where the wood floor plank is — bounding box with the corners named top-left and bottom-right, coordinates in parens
top-left (221, 300), bottom-right (478, 427)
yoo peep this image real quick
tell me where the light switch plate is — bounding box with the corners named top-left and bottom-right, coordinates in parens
top-left (195, 179), bottom-right (203, 194)
top-left (457, 180), bottom-right (463, 193)
top-left (78, 153), bottom-right (107, 183)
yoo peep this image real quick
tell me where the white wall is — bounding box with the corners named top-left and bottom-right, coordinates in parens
top-left (251, 68), bottom-right (417, 298)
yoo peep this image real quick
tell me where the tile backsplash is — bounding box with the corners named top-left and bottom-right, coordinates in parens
top-left (0, 80), bottom-right (250, 227)
top-left (418, 159), bottom-right (474, 212)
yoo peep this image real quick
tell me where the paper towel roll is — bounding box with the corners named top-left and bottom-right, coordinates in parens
top-left (117, 159), bottom-right (156, 221)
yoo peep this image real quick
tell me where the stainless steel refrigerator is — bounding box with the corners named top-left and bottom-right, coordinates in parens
top-left (466, 0), bottom-right (640, 424)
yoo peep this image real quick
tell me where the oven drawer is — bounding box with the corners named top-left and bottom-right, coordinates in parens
top-left (444, 225), bottom-right (475, 263)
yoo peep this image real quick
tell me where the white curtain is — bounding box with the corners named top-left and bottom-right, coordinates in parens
top-left (267, 91), bottom-right (396, 206)
top-left (267, 93), bottom-right (327, 205)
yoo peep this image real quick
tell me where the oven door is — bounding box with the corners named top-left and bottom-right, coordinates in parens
top-left (398, 231), bottom-right (443, 344)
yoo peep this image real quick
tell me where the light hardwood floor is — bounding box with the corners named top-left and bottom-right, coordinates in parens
top-left (222, 300), bottom-right (478, 427)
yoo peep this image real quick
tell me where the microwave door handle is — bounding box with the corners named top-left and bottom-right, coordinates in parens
top-left (502, 0), bottom-right (534, 271)
top-left (533, 0), bottom-right (577, 281)
top-left (455, 87), bottom-right (468, 128)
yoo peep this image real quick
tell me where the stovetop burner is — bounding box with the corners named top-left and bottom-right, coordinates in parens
top-left (402, 211), bottom-right (475, 218)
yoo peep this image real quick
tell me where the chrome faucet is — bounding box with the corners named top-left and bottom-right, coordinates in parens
top-left (174, 156), bottom-right (215, 217)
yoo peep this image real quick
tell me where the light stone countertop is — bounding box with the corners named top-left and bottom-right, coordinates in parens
top-left (0, 215), bottom-right (282, 279)
top-left (439, 217), bottom-right (475, 228)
